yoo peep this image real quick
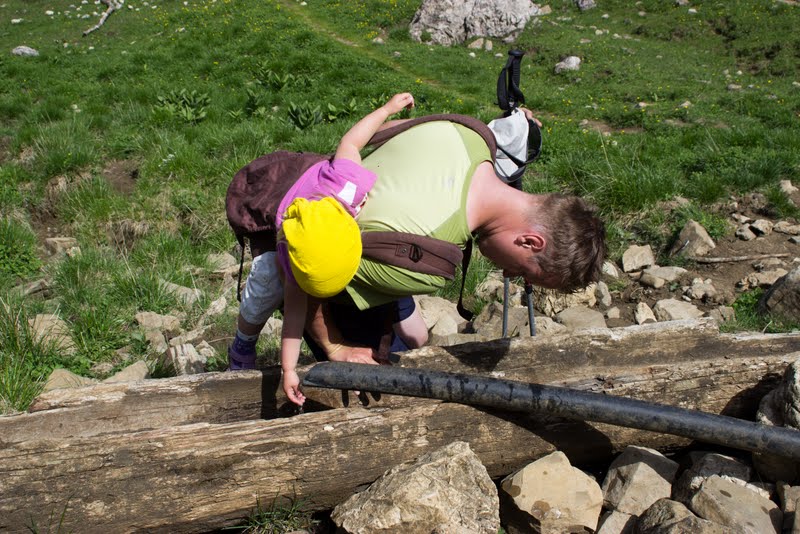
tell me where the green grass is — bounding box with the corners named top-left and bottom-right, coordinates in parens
top-left (721, 288), bottom-right (800, 334)
top-left (1, 0), bottom-right (799, 411)
top-left (227, 497), bottom-right (318, 534)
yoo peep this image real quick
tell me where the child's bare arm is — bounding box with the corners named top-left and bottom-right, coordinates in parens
top-left (335, 93), bottom-right (414, 165)
top-left (280, 282), bottom-right (308, 406)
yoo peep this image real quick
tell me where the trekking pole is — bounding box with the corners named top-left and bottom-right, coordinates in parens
top-left (502, 278), bottom-right (510, 337)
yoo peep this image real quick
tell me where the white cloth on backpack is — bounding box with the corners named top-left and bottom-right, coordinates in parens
top-left (487, 108), bottom-right (529, 181)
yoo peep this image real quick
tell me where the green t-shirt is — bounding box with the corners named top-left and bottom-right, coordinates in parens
top-left (345, 121), bottom-right (492, 310)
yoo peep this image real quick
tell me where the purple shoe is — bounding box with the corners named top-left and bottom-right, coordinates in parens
top-left (228, 343), bottom-right (257, 371)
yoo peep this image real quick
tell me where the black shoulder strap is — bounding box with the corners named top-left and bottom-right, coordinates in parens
top-left (456, 239), bottom-right (474, 321)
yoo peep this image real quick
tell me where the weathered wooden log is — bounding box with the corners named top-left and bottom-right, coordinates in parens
top-left (2, 320), bottom-right (798, 532)
top-left (1, 351), bottom-right (797, 532)
top-left (5, 319), bottom-right (797, 444)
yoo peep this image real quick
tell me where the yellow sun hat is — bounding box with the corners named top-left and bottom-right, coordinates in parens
top-left (281, 197), bottom-right (361, 298)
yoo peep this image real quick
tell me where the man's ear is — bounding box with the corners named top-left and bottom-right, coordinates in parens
top-left (516, 233), bottom-right (546, 252)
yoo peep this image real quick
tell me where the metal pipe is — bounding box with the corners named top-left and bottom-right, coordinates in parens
top-left (303, 362), bottom-right (800, 461)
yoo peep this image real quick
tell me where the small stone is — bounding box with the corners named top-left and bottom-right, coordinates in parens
top-left (640, 272), bottom-right (666, 289)
top-left (644, 266), bottom-right (687, 283)
top-left (207, 252), bottom-right (237, 270)
top-left (670, 220), bottom-right (716, 258)
top-left (622, 245), bottom-right (655, 272)
top-left (774, 221), bottom-right (800, 235)
top-left (103, 360), bottom-right (150, 383)
top-left (637, 498), bottom-right (726, 534)
top-left (28, 314), bottom-right (77, 355)
top-left (606, 307), bottom-right (621, 320)
top-left (602, 446), bottom-right (679, 516)
top-left (44, 237), bottom-right (79, 256)
top-left (502, 451), bottom-right (603, 532)
top-left (555, 56), bottom-right (581, 73)
top-left (735, 225), bottom-right (757, 241)
top-left (333, 442), bottom-right (499, 533)
top-left (160, 280), bottom-right (202, 306)
top-left (135, 311), bottom-right (181, 334)
top-left (689, 475), bottom-right (782, 534)
top-left (42, 368), bottom-right (96, 392)
top-left (780, 180), bottom-right (798, 195)
top-left (653, 299), bottom-right (703, 321)
top-left (595, 281), bottom-right (612, 308)
top-left (12, 45), bottom-right (38, 56)
top-left (159, 343), bottom-right (206, 375)
top-left (169, 326), bottom-right (209, 347)
top-left (672, 452), bottom-right (752, 505)
top-left (684, 278), bottom-right (717, 302)
top-left (602, 261), bottom-right (621, 278)
top-left (707, 306), bottom-right (735, 324)
top-left (635, 302), bottom-right (657, 324)
top-left (596, 510), bottom-right (635, 534)
top-left (750, 219), bottom-right (774, 236)
top-left (467, 38), bottom-right (484, 49)
top-left (144, 329), bottom-right (168, 354)
top-left (555, 306), bottom-right (607, 329)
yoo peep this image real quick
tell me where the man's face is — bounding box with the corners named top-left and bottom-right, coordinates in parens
top-left (476, 233), bottom-right (560, 289)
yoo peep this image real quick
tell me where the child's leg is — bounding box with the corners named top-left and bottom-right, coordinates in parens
top-left (392, 296), bottom-right (428, 350)
top-left (230, 251), bottom-right (283, 370)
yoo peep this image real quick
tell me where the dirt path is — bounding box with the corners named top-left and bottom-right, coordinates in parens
top-left (276, 0), bottom-right (445, 91)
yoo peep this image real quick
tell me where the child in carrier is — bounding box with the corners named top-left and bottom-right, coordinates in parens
top-left (229, 92), bottom-right (415, 406)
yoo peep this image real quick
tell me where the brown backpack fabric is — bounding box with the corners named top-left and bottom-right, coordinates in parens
top-left (224, 114), bottom-right (498, 317)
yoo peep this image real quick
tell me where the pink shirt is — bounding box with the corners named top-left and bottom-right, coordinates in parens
top-left (276, 158), bottom-right (377, 286)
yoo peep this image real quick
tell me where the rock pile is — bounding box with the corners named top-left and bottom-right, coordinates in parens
top-left (329, 439), bottom-right (797, 534)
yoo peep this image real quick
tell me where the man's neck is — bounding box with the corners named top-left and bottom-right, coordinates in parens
top-left (466, 162), bottom-right (526, 236)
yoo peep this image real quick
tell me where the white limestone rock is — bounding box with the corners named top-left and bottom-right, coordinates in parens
top-left (653, 299), bottom-right (703, 321)
top-left (622, 245), bottom-right (655, 272)
top-left (501, 451), bottom-right (603, 533)
top-left (333, 441), bottom-right (499, 534)
top-left (602, 446), bottom-right (679, 516)
top-left (689, 475), bottom-right (782, 534)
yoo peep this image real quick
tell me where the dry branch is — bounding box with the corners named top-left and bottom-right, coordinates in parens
top-left (83, 0), bottom-right (122, 36)
top-left (687, 253), bottom-right (790, 264)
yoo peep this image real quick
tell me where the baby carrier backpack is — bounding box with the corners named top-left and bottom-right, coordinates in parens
top-left (225, 114), bottom-right (499, 321)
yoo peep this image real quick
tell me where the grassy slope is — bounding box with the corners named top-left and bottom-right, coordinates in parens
top-left (0, 0), bottom-right (799, 411)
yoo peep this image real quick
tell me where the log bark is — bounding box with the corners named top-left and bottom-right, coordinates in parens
top-left (1, 320), bottom-right (798, 532)
top-left (6, 319), bottom-right (798, 444)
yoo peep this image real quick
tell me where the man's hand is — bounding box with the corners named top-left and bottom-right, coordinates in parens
top-left (282, 369), bottom-right (306, 406)
top-left (328, 344), bottom-right (380, 365)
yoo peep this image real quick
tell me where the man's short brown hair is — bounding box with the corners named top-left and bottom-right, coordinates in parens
top-left (529, 194), bottom-right (606, 292)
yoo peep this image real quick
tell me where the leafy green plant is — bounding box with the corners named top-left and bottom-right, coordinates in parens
top-left (244, 87), bottom-right (269, 119)
top-left (287, 102), bottom-right (323, 130)
top-left (325, 98), bottom-right (358, 122)
top-left (255, 65), bottom-right (310, 91)
top-left (154, 89), bottom-right (210, 124)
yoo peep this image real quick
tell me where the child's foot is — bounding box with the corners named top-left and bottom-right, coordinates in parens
top-left (228, 343), bottom-right (256, 371)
